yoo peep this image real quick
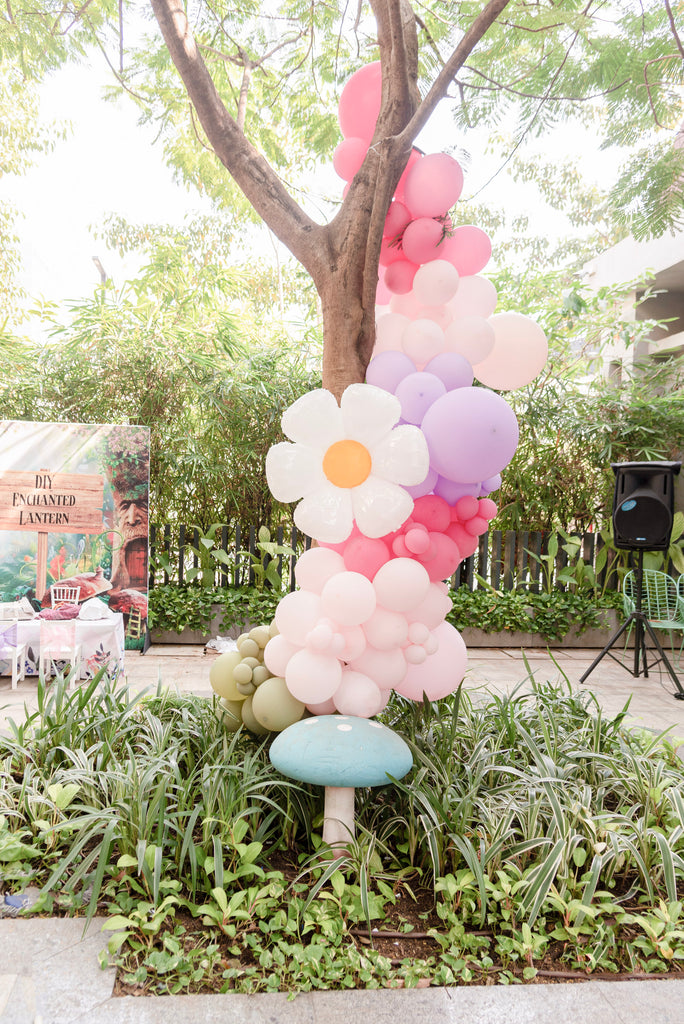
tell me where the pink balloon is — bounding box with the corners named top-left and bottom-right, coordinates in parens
top-left (364, 606), bottom-right (409, 650)
top-left (264, 634), bottom-right (300, 677)
top-left (444, 316), bottom-right (495, 364)
top-left (395, 371), bottom-right (446, 424)
top-left (375, 312), bottom-right (410, 352)
top-left (295, 548), bottom-right (346, 593)
top-left (285, 649), bottom-right (342, 703)
top-left (412, 304), bottom-right (453, 330)
top-left (335, 625), bottom-right (367, 662)
top-left (479, 498), bottom-right (498, 520)
top-left (440, 226), bottom-right (492, 276)
top-left (379, 235), bottom-right (405, 267)
top-left (339, 533), bottom-right (391, 579)
top-left (374, 558), bottom-right (430, 612)
top-left (393, 621), bottom-right (467, 701)
top-left (333, 670), bottom-right (384, 718)
top-left (390, 291), bottom-right (424, 319)
top-left (454, 495), bottom-right (479, 520)
top-left (405, 645), bottom-right (428, 666)
top-left (384, 200), bottom-right (411, 239)
top-left (376, 270), bottom-right (392, 307)
top-left (446, 522), bottom-right (478, 557)
top-left (366, 350), bottom-right (416, 392)
top-left (412, 495), bottom-right (450, 532)
top-left (338, 62), bottom-right (381, 141)
top-left (385, 259), bottom-right (419, 295)
top-left (420, 532), bottom-right (462, 582)
top-left (413, 260), bottom-right (459, 306)
top-left (350, 645), bottom-right (407, 689)
top-left (332, 137), bottom-right (368, 180)
top-left (422, 387), bottom-right (519, 484)
top-left (402, 218), bottom-right (444, 265)
top-left (424, 352), bottom-right (474, 391)
top-left (306, 696), bottom-right (337, 715)
top-left (464, 515), bottom-right (488, 537)
top-left (403, 154), bottom-right (464, 218)
top-left (394, 149), bottom-right (423, 204)
top-left (320, 571), bottom-right (377, 626)
top-left (405, 525), bottom-right (430, 554)
top-left (448, 276), bottom-right (498, 319)
top-left (275, 590), bottom-right (323, 647)
top-left (473, 312), bottom-right (548, 391)
top-left (407, 583), bottom-right (452, 630)
top-left (402, 318), bottom-right (445, 363)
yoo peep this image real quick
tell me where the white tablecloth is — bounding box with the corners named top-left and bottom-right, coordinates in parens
top-left (1, 615), bottom-right (125, 679)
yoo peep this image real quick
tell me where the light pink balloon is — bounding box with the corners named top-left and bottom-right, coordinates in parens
top-left (306, 696), bottom-right (337, 715)
top-left (332, 137), bottom-right (368, 181)
top-left (413, 260), bottom-right (460, 306)
top-left (350, 645), bottom-right (407, 689)
top-left (390, 291), bottom-right (424, 319)
top-left (336, 625), bottom-right (367, 662)
top-left (393, 621), bottom-right (467, 701)
top-left (444, 316), bottom-right (496, 364)
top-left (264, 634), bottom-right (300, 677)
top-left (403, 153), bottom-right (464, 218)
top-left (402, 318), bottom-right (445, 363)
top-left (407, 583), bottom-right (453, 630)
top-left (379, 236), bottom-right (405, 267)
top-left (402, 218), bottom-right (444, 264)
top-left (286, 649), bottom-right (343, 704)
top-left (338, 62), bottom-right (381, 141)
top-left (364, 606), bottom-right (409, 650)
top-left (394, 149), bottom-right (423, 204)
top-left (473, 312), bottom-right (548, 391)
top-left (413, 304), bottom-right (453, 330)
top-left (333, 670), bottom-right (384, 718)
top-left (448, 276), bottom-right (498, 319)
top-left (295, 548), bottom-right (346, 594)
top-left (384, 200), bottom-right (411, 239)
top-left (376, 270), bottom-right (392, 307)
top-left (405, 645), bottom-right (428, 665)
top-left (320, 571), bottom-right (377, 626)
top-left (385, 259), bottom-right (419, 295)
top-left (408, 622), bottom-right (430, 644)
top-left (375, 312), bottom-right (410, 352)
top-left (373, 558), bottom-right (430, 613)
top-left (275, 590), bottom-right (322, 647)
top-left (440, 226), bottom-right (492, 276)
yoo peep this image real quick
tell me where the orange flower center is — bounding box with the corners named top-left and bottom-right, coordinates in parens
top-left (322, 439), bottom-right (372, 488)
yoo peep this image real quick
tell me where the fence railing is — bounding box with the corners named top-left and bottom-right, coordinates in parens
top-left (149, 523), bottom-right (635, 594)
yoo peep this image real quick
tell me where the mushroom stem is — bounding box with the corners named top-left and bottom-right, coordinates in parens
top-left (322, 786), bottom-right (355, 851)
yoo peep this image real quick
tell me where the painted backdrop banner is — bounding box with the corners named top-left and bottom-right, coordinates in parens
top-left (0, 421), bottom-right (150, 648)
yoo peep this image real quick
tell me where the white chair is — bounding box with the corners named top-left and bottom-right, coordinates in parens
top-left (50, 585), bottom-right (81, 609)
top-left (0, 624), bottom-right (26, 690)
top-left (39, 620), bottom-right (82, 689)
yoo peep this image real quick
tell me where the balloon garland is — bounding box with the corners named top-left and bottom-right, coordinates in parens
top-left (210, 62), bottom-right (549, 733)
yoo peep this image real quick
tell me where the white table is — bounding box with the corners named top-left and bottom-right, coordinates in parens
top-left (0, 615), bottom-right (125, 680)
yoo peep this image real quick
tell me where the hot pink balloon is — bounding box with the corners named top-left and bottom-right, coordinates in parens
top-left (402, 218), bottom-right (444, 265)
top-left (448, 276), bottom-right (498, 319)
top-left (332, 137), bottom-right (368, 181)
top-left (473, 312), bottom-right (548, 391)
top-left (340, 533), bottom-right (391, 579)
top-left (413, 260), bottom-right (459, 307)
top-left (403, 153), bottom-right (464, 218)
top-left (393, 621), bottom-right (467, 701)
top-left (479, 498), bottom-right (498, 520)
top-left (338, 62), bottom-right (381, 141)
top-left (454, 495), bottom-right (479, 521)
top-left (385, 259), bottom-right (419, 295)
top-left (412, 495), bottom-right (450, 532)
top-left (441, 226), bottom-right (492, 276)
top-left (422, 387), bottom-right (519, 484)
top-left (379, 236), bottom-right (405, 268)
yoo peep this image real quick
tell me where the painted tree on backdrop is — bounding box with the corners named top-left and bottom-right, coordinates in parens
top-left (148, 0), bottom-right (684, 396)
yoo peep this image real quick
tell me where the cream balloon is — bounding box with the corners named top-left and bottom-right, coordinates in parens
top-left (472, 312), bottom-right (548, 391)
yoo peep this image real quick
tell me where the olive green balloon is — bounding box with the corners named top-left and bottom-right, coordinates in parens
top-left (209, 651), bottom-right (245, 701)
top-left (241, 656), bottom-right (261, 669)
top-left (252, 677), bottom-right (305, 733)
top-left (216, 698), bottom-right (244, 732)
top-left (240, 694), bottom-right (269, 736)
top-left (249, 626), bottom-right (271, 649)
top-left (233, 662), bottom-right (254, 685)
top-left (236, 680), bottom-right (256, 696)
top-left (236, 633), bottom-right (250, 646)
top-left (252, 665), bottom-right (271, 687)
top-left (237, 637), bottom-right (260, 660)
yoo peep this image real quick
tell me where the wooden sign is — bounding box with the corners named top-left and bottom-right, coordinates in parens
top-left (0, 470), bottom-right (104, 534)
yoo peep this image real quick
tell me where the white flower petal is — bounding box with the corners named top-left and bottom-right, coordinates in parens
top-left (294, 484), bottom-right (354, 544)
top-left (340, 384), bottom-right (401, 448)
top-left (370, 424), bottom-right (430, 486)
top-left (281, 389), bottom-right (344, 449)
top-left (266, 442), bottom-right (325, 502)
top-left (352, 477), bottom-right (414, 538)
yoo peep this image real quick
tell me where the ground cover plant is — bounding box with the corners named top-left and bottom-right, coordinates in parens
top-left (0, 670), bottom-right (683, 993)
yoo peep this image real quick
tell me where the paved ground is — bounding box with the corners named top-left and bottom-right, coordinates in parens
top-left (1, 643), bottom-right (684, 1023)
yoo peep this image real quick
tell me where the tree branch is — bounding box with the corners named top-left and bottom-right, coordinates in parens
top-left (150, 0), bottom-right (326, 279)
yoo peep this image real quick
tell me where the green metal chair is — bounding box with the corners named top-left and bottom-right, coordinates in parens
top-left (623, 569), bottom-right (684, 664)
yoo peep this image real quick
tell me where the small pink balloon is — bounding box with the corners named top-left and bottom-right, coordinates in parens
top-left (350, 645), bottom-right (407, 689)
top-left (390, 291), bottom-right (424, 319)
top-left (393, 621), bottom-right (467, 701)
top-left (374, 558), bottom-right (430, 613)
top-left (335, 624), bottom-right (367, 662)
top-left (379, 235), bottom-right (405, 267)
top-left (375, 312), bottom-right (410, 352)
top-left (407, 583), bottom-right (452, 630)
top-left (385, 259), bottom-right (419, 295)
top-left (338, 62), bottom-right (381, 141)
top-left (405, 525), bottom-right (430, 554)
top-left (413, 260), bottom-right (460, 306)
top-left (332, 137), bottom-right (368, 180)
top-left (454, 495), bottom-right (479, 521)
top-left (333, 670), bottom-right (384, 718)
top-left (473, 312), bottom-right (548, 391)
top-left (306, 696), bottom-right (337, 715)
top-left (405, 645), bottom-right (428, 666)
top-left (295, 547), bottom-right (346, 594)
top-left (440, 226), bottom-right (492, 276)
top-left (479, 498), bottom-right (498, 520)
top-left (448, 276), bottom-right (498, 319)
top-left (364, 606), bottom-right (409, 650)
top-left (403, 153), bottom-right (464, 218)
top-left (408, 622), bottom-right (430, 644)
top-left (412, 304), bottom-right (453, 330)
top-left (384, 200), bottom-right (411, 239)
top-left (320, 571), bottom-right (377, 626)
top-left (366, 350), bottom-right (416, 393)
top-left (401, 318), bottom-right (445, 363)
top-left (275, 590), bottom-right (323, 647)
top-left (394, 149), bottom-right (423, 204)
top-left (402, 217), bottom-right (444, 265)
top-left (376, 269), bottom-right (392, 307)
top-left (464, 515), bottom-right (488, 537)
top-left (444, 316), bottom-right (496, 364)
top-left (285, 649), bottom-right (342, 703)
top-left (264, 634), bottom-right (299, 677)
top-left (412, 495), bottom-right (450, 532)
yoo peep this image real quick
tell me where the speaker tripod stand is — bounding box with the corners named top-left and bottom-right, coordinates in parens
top-left (580, 550), bottom-right (684, 699)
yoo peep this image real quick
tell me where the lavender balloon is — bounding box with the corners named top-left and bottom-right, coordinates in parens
top-left (424, 352), bottom-right (474, 391)
top-left (405, 466), bottom-right (439, 499)
top-left (421, 387), bottom-right (519, 484)
top-left (434, 476), bottom-right (480, 503)
top-left (366, 351), bottom-right (416, 393)
top-left (395, 372), bottom-right (446, 425)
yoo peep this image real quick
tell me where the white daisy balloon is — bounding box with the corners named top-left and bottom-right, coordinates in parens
top-left (266, 384), bottom-right (429, 543)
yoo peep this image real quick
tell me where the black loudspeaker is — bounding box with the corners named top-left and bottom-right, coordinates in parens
top-left (611, 461), bottom-right (681, 551)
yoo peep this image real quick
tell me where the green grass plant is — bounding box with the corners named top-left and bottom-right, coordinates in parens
top-left (1, 672), bottom-right (683, 992)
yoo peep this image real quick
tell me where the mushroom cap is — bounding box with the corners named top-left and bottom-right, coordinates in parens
top-left (269, 715), bottom-right (412, 788)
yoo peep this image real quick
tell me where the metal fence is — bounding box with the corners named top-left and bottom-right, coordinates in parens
top-left (149, 523), bottom-right (630, 594)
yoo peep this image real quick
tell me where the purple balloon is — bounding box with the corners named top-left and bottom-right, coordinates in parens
top-left (394, 372), bottom-right (446, 425)
top-left (424, 352), bottom-right (474, 391)
top-left (405, 466), bottom-right (439, 499)
top-left (434, 476), bottom-right (480, 503)
top-left (480, 474), bottom-right (501, 495)
top-left (421, 387), bottom-right (519, 484)
top-left (366, 351), bottom-right (416, 393)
